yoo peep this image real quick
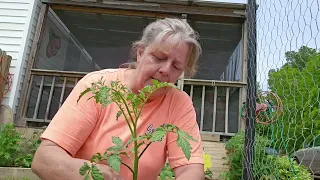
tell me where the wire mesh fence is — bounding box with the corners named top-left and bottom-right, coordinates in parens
top-left (222, 0), bottom-right (320, 179)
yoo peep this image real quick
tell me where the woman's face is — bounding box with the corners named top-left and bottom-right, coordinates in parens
top-left (133, 41), bottom-right (191, 94)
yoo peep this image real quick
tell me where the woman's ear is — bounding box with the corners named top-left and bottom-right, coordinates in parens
top-left (136, 47), bottom-right (144, 63)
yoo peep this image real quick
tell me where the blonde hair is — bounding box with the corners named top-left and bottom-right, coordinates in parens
top-left (122, 18), bottom-right (202, 78)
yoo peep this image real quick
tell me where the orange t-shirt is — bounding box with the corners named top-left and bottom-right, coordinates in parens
top-left (41, 68), bottom-right (204, 180)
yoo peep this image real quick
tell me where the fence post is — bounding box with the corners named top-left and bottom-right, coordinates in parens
top-left (243, 0), bottom-right (257, 179)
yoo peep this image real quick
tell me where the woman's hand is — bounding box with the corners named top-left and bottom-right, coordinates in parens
top-left (31, 140), bottom-right (124, 180)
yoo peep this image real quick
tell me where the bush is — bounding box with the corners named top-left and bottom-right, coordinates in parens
top-left (221, 131), bottom-right (312, 180)
top-left (0, 123), bottom-right (41, 168)
top-left (0, 123), bottom-right (22, 167)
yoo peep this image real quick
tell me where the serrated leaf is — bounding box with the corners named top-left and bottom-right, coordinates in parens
top-left (77, 87), bottom-right (91, 103)
top-left (139, 92), bottom-right (145, 100)
top-left (112, 136), bottom-right (123, 147)
top-left (79, 162), bottom-right (91, 176)
top-left (106, 146), bottom-right (123, 151)
top-left (177, 136), bottom-right (191, 160)
top-left (107, 154), bottom-right (121, 173)
top-left (84, 174), bottom-right (90, 180)
top-left (91, 164), bottom-right (104, 180)
top-left (152, 79), bottom-right (160, 85)
top-left (116, 111), bottom-right (122, 121)
top-left (150, 128), bottom-right (167, 142)
top-left (177, 130), bottom-right (197, 142)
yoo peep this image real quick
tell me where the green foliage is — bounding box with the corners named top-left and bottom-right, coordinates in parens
top-left (0, 123), bottom-right (41, 168)
top-left (283, 46), bottom-right (319, 70)
top-left (159, 163), bottom-right (174, 180)
top-left (267, 156), bottom-right (313, 180)
top-left (78, 79), bottom-right (196, 180)
top-left (222, 131), bottom-right (273, 179)
top-left (0, 123), bottom-right (22, 167)
top-left (14, 131), bottom-right (42, 168)
top-left (221, 131), bottom-right (312, 180)
top-left (268, 46), bottom-right (320, 154)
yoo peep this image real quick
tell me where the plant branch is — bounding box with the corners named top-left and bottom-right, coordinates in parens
top-left (114, 101), bottom-right (133, 134)
top-left (121, 162), bottom-right (134, 173)
top-left (138, 143), bottom-right (152, 160)
top-left (111, 88), bottom-right (136, 126)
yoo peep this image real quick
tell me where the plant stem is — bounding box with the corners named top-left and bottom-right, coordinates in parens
top-left (121, 162), bottom-right (134, 173)
top-left (133, 125), bottom-right (139, 180)
top-left (138, 143), bottom-right (151, 159)
top-left (112, 89), bottom-right (136, 126)
top-left (114, 101), bottom-right (133, 134)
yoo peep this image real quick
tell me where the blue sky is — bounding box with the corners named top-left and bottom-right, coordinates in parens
top-left (208, 0), bottom-right (319, 90)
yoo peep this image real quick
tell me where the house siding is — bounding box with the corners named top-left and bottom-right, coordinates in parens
top-left (0, 0), bottom-right (42, 115)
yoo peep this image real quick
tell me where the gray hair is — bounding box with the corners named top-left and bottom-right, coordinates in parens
top-left (121, 18), bottom-right (202, 78)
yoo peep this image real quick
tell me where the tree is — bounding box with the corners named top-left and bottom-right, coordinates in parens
top-left (283, 46), bottom-right (318, 70)
top-left (267, 46), bottom-right (320, 154)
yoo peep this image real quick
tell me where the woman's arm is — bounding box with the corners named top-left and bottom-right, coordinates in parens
top-left (174, 164), bottom-right (205, 180)
top-left (31, 140), bottom-right (122, 180)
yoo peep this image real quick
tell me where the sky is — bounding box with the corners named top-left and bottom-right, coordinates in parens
top-left (207, 0), bottom-right (319, 90)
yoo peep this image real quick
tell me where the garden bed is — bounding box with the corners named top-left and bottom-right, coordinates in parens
top-left (0, 167), bottom-right (39, 180)
top-left (0, 167), bottom-right (174, 180)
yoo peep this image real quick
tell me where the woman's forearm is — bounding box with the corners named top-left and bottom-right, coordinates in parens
top-left (31, 142), bottom-right (89, 180)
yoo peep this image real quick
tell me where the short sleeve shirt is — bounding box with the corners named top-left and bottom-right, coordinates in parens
top-left (40, 68), bottom-right (204, 180)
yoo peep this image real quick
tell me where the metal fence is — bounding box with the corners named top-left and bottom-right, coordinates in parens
top-left (235, 0), bottom-right (320, 179)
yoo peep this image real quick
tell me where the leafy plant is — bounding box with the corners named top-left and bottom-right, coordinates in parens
top-left (0, 123), bottom-right (42, 168)
top-left (260, 155), bottom-right (313, 180)
top-left (77, 79), bottom-right (197, 180)
top-left (14, 131), bottom-right (42, 168)
top-left (221, 131), bottom-right (312, 180)
top-left (0, 123), bottom-right (22, 167)
top-left (268, 46), bottom-right (320, 154)
top-left (159, 163), bottom-right (174, 180)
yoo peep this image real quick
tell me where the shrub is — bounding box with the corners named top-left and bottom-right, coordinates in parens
top-left (221, 131), bottom-right (312, 180)
top-left (0, 123), bottom-right (22, 167)
top-left (0, 123), bottom-right (41, 168)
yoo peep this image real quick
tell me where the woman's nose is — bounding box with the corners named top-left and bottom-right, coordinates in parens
top-left (159, 62), bottom-right (171, 76)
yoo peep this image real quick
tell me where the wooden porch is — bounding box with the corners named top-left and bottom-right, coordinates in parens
top-left (18, 68), bottom-right (246, 140)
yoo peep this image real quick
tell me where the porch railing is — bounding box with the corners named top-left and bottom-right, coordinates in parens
top-left (21, 69), bottom-right (86, 123)
top-left (22, 69), bottom-right (246, 136)
top-left (182, 79), bottom-right (246, 136)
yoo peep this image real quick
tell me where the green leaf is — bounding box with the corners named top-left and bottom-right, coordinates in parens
top-left (84, 174), bottom-right (90, 180)
top-left (152, 79), bottom-right (160, 86)
top-left (112, 136), bottom-right (123, 147)
top-left (91, 164), bottom-right (104, 180)
top-left (106, 146), bottom-right (123, 151)
top-left (150, 128), bottom-right (166, 142)
top-left (139, 91), bottom-right (145, 100)
top-left (116, 111), bottom-right (122, 121)
top-left (107, 154), bottom-right (121, 173)
top-left (177, 136), bottom-right (191, 160)
top-left (79, 162), bottom-right (91, 176)
top-left (177, 130), bottom-right (197, 142)
top-left (77, 88), bottom-right (91, 103)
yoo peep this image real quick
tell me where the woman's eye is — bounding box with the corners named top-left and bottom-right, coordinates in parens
top-left (153, 54), bottom-right (165, 61)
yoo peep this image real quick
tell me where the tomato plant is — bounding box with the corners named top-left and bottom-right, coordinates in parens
top-left (77, 79), bottom-right (197, 180)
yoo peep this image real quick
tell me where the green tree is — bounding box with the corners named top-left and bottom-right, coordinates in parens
top-left (267, 46), bottom-right (320, 154)
top-left (283, 46), bottom-right (318, 70)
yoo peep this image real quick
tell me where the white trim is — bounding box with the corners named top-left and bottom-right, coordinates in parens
top-left (8, 0), bottom-right (38, 111)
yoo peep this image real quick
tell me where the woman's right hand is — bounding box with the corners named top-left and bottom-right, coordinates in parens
top-left (31, 140), bottom-right (124, 180)
top-left (96, 164), bottom-right (124, 180)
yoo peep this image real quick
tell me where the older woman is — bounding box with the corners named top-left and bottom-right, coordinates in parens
top-left (31, 18), bottom-right (204, 180)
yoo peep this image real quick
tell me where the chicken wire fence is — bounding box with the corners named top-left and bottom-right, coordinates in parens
top-left (238, 0), bottom-right (320, 179)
